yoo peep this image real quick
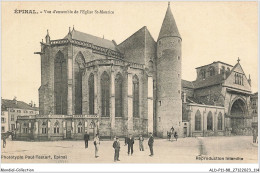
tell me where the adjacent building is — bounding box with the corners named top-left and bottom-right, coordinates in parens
top-left (182, 60), bottom-right (253, 137)
top-left (1, 98), bottom-right (39, 133)
top-left (251, 92), bottom-right (258, 131)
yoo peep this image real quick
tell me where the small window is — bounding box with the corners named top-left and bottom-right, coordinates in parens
top-left (17, 110), bottom-right (21, 113)
top-left (42, 128), bottom-right (47, 134)
top-left (1, 118), bottom-right (5, 123)
top-left (2, 126), bottom-right (5, 132)
top-left (11, 115), bottom-right (14, 121)
top-left (178, 90), bottom-right (180, 94)
top-left (11, 124), bottom-right (15, 131)
top-left (23, 128), bottom-right (28, 134)
top-left (178, 74), bottom-right (180, 78)
top-left (178, 56), bottom-right (180, 60)
top-left (54, 121), bottom-right (60, 134)
top-left (77, 122), bottom-right (83, 133)
top-left (159, 101), bottom-right (162, 106)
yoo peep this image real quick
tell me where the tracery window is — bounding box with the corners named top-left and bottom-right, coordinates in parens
top-left (54, 51), bottom-right (67, 115)
top-left (115, 73), bottom-right (123, 117)
top-left (101, 72), bottom-right (110, 117)
top-left (133, 75), bottom-right (139, 117)
top-left (88, 73), bottom-right (95, 115)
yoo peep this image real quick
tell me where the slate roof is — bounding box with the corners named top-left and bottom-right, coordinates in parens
top-left (158, 4), bottom-right (181, 40)
top-left (1, 99), bottom-right (39, 111)
top-left (192, 74), bottom-right (224, 89)
top-left (64, 29), bottom-right (117, 51)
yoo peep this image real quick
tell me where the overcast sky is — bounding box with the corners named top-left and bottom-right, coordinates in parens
top-left (2, 1), bottom-right (258, 105)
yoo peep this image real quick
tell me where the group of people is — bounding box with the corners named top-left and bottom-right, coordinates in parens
top-left (84, 133), bottom-right (100, 158)
top-left (83, 132), bottom-right (154, 162)
top-left (167, 127), bottom-right (178, 142)
top-left (114, 132), bottom-right (154, 162)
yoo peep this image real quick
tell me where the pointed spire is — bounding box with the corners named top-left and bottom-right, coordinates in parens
top-left (69, 27), bottom-right (71, 33)
top-left (248, 74), bottom-right (251, 86)
top-left (45, 29), bottom-right (50, 44)
top-left (158, 2), bottom-right (181, 41)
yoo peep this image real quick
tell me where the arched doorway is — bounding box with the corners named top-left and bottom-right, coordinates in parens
top-left (230, 98), bottom-right (248, 135)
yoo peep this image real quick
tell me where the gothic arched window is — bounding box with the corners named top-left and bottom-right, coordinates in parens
top-left (75, 52), bottom-right (85, 115)
top-left (54, 121), bottom-right (59, 134)
top-left (88, 73), bottom-right (95, 115)
top-left (207, 111), bottom-right (213, 130)
top-left (115, 73), bottom-right (123, 117)
top-left (133, 75), bottom-right (139, 117)
top-left (195, 110), bottom-right (201, 131)
top-left (218, 112), bottom-right (223, 130)
top-left (101, 72), bottom-right (110, 117)
top-left (54, 51), bottom-right (67, 115)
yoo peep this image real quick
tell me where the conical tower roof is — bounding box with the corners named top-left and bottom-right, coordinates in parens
top-left (158, 3), bottom-right (181, 41)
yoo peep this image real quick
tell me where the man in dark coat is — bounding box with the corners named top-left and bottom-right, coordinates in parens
top-left (127, 134), bottom-right (134, 155)
top-left (113, 137), bottom-right (120, 162)
top-left (84, 133), bottom-right (90, 148)
top-left (148, 132), bottom-right (154, 156)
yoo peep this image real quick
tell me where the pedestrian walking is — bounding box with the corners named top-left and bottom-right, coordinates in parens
top-left (113, 137), bottom-right (120, 162)
top-left (124, 135), bottom-right (128, 146)
top-left (127, 134), bottom-right (134, 155)
top-left (174, 131), bottom-right (178, 141)
top-left (138, 134), bottom-right (144, 151)
top-left (253, 129), bottom-right (256, 143)
top-left (170, 127), bottom-right (174, 142)
top-left (148, 132), bottom-right (154, 156)
top-left (94, 134), bottom-right (100, 158)
top-left (2, 136), bottom-right (6, 148)
top-left (84, 132), bottom-right (90, 148)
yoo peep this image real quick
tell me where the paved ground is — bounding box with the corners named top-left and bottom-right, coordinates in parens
top-left (1, 136), bottom-right (258, 163)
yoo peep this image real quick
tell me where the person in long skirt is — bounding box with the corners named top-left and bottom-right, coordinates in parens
top-left (94, 134), bottom-right (100, 158)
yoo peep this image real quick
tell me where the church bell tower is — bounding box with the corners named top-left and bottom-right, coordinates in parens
top-left (156, 3), bottom-right (182, 137)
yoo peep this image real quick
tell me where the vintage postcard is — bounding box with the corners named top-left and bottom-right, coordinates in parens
top-left (1, 1), bottom-right (259, 172)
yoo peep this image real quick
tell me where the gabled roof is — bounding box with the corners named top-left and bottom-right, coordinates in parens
top-left (192, 74), bottom-right (224, 89)
top-left (158, 4), bottom-right (181, 41)
top-left (117, 26), bottom-right (156, 65)
top-left (182, 79), bottom-right (194, 89)
top-left (1, 99), bottom-right (39, 111)
top-left (64, 29), bottom-right (117, 51)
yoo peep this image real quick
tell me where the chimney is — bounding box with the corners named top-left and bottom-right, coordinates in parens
top-left (13, 96), bottom-right (17, 104)
top-left (34, 104), bottom-right (36, 108)
top-left (248, 74), bottom-right (251, 86)
top-left (31, 100), bottom-right (33, 107)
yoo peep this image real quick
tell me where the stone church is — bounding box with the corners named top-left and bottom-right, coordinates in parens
top-left (16, 3), bottom-right (254, 140)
